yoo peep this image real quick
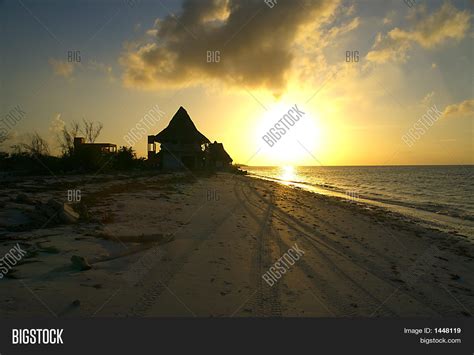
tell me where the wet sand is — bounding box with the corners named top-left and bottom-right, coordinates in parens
top-left (0, 172), bottom-right (473, 317)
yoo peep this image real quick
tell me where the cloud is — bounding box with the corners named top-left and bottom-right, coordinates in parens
top-left (146, 29), bottom-right (158, 37)
top-left (366, 32), bottom-right (411, 63)
top-left (421, 91), bottom-right (435, 107)
top-left (326, 17), bottom-right (360, 42)
top-left (442, 99), bottom-right (474, 119)
top-left (49, 58), bottom-right (75, 78)
top-left (367, 2), bottom-right (470, 63)
top-left (49, 113), bottom-right (65, 134)
top-left (88, 60), bottom-right (116, 82)
top-left (382, 10), bottom-right (396, 25)
top-left (120, 0), bottom-right (341, 94)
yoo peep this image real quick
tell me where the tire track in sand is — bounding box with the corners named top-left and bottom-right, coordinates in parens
top-left (238, 178), bottom-right (439, 317)
top-left (233, 181), bottom-right (282, 317)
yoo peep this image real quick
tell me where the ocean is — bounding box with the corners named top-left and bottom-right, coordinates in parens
top-left (245, 165), bottom-right (474, 238)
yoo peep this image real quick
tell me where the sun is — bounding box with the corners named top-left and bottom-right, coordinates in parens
top-left (255, 100), bottom-right (323, 166)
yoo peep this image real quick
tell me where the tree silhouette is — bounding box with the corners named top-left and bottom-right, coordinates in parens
top-left (57, 119), bottom-right (103, 155)
top-left (81, 118), bottom-right (103, 143)
top-left (12, 132), bottom-right (50, 156)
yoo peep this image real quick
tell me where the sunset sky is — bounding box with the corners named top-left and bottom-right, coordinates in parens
top-left (1, 0), bottom-right (473, 166)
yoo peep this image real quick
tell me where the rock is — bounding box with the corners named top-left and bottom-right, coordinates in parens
top-left (71, 255), bottom-right (92, 271)
top-left (59, 204), bottom-right (80, 224)
top-left (34, 199), bottom-right (80, 224)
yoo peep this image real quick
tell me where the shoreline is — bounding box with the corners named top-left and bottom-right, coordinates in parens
top-left (0, 172), bottom-right (473, 317)
top-left (246, 172), bottom-right (474, 240)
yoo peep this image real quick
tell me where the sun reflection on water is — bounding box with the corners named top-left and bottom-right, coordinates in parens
top-left (280, 165), bottom-right (296, 182)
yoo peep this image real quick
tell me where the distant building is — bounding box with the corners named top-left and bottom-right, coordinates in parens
top-left (148, 106), bottom-right (232, 170)
top-left (74, 137), bottom-right (117, 154)
top-left (148, 107), bottom-right (210, 170)
top-left (206, 141), bottom-right (233, 169)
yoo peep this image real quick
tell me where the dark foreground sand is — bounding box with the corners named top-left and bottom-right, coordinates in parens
top-left (0, 172), bottom-right (473, 317)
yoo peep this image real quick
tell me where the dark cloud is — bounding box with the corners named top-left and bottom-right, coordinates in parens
top-left (120, 0), bottom-right (339, 94)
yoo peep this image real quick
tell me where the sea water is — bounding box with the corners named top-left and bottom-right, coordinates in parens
top-left (245, 165), bottom-right (474, 238)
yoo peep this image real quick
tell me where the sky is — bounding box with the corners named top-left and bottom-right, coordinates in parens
top-left (1, 0), bottom-right (473, 166)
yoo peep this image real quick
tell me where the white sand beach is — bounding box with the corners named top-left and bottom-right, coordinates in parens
top-left (0, 172), bottom-right (473, 317)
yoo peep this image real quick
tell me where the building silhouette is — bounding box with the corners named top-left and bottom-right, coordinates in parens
top-left (148, 106), bottom-right (232, 170)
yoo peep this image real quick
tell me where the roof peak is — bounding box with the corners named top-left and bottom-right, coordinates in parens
top-left (154, 106), bottom-right (210, 144)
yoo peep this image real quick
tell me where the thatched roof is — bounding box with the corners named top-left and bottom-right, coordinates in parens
top-left (154, 106), bottom-right (210, 144)
top-left (208, 141), bottom-right (232, 163)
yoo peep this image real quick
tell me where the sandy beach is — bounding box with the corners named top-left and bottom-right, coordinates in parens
top-left (0, 172), bottom-right (473, 317)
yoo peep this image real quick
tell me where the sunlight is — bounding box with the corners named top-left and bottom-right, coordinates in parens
top-left (280, 165), bottom-right (296, 182)
top-left (255, 99), bottom-right (324, 165)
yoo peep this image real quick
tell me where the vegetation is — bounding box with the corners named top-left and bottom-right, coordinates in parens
top-left (58, 119), bottom-right (103, 155)
top-left (0, 121), bottom-right (145, 175)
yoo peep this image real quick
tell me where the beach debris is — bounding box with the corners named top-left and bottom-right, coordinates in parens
top-left (59, 203), bottom-right (80, 224)
top-left (70, 255), bottom-right (92, 271)
top-left (32, 199), bottom-right (80, 225)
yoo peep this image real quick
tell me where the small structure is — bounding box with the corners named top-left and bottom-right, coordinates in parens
top-left (206, 141), bottom-right (233, 169)
top-left (74, 137), bottom-right (117, 153)
top-left (148, 107), bottom-right (210, 170)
